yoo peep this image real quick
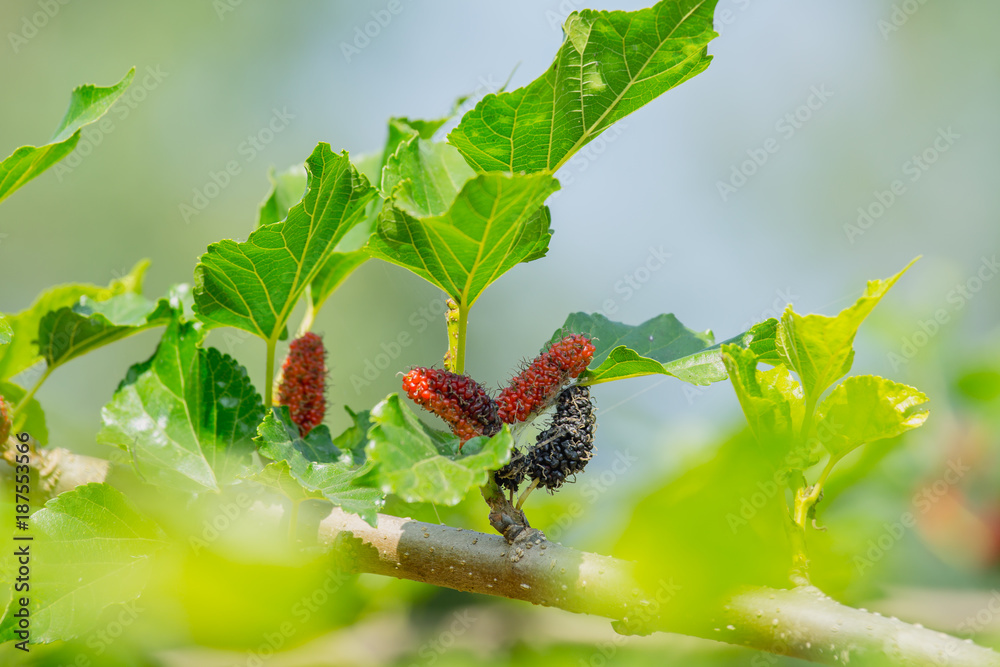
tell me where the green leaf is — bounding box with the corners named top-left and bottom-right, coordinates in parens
top-left (814, 375), bottom-right (929, 459)
top-left (193, 143), bottom-right (377, 341)
top-left (257, 163), bottom-right (307, 226)
top-left (252, 407), bottom-right (384, 525)
top-left (722, 344), bottom-right (806, 468)
top-left (0, 316), bottom-right (11, 345)
top-left (0, 381), bottom-right (48, 445)
top-left (0, 68), bottom-right (135, 204)
top-left (381, 139), bottom-right (475, 216)
top-left (365, 394), bottom-right (513, 505)
top-left (332, 406), bottom-right (373, 465)
top-left (37, 292), bottom-right (174, 371)
top-left (98, 319), bottom-right (265, 493)
top-left (0, 260), bottom-right (150, 382)
top-left (381, 116), bottom-right (454, 172)
top-left (0, 483), bottom-right (165, 644)
top-left (776, 259), bottom-right (917, 407)
top-left (256, 161), bottom-right (375, 313)
top-left (553, 312), bottom-right (778, 386)
top-left (366, 172), bottom-right (558, 307)
top-left (448, 0), bottom-right (718, 173)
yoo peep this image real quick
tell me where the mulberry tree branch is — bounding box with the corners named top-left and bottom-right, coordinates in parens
top-left (314, 505), bottom-right (1000, 667)
top-left (7, 446), bottom-right (999, 666)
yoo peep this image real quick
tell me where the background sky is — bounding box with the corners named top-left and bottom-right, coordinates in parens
top-left (1, 0), bottom-right (997, 547)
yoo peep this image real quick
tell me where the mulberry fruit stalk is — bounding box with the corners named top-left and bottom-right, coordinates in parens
top-left (495, 333), bottom-right (595, 423)
top-left (277, 332), bottom-right (327, 437)
top-left (402, 368), bottom-right (502, 445)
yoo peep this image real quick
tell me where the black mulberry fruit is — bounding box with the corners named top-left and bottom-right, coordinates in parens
top-left (525, 385), bottom-right (596, 490)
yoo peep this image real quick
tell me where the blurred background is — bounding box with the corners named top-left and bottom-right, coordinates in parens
top-left (1, 0), bottom-right (998, 665)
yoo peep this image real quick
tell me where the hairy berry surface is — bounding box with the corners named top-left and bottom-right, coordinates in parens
top-left (402, 368), bottom-right (502, 445)
top-left (525, 385), bottom-right (596, 490)
top-left (277, 332), bottom-right (327, 437)
top-left (495, 333), bottom-right (595, 423)
top-left (494, 447), bottom-right (527, 492)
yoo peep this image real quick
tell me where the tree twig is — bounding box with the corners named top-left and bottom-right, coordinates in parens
top-left (313, 505), bottom-right (1000, 667)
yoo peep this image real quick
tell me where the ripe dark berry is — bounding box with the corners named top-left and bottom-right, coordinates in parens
top-left (402, 368), bottom-right (502, 445)
top-left (0, 394), bottom-right (10, 445)
top-left (495, 333), bottom-right (595, 424)
top-left (277, 332), bottom-right (327, 437)
top-left (525, 385), bottom-right (596, 490)
top-left (494, 447), bottom-right (527, 492)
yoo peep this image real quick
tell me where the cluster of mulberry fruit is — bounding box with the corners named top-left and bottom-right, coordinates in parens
top-left (277, 332), bottom-right (328, 437)
top-left (401, 368), bottom-right (502, 443)
top-left (495, 334), bottom-right (595, 423)
top-left (401, 333), bottom-right (597, 495)
top-left (496, 385), bottom-right (596, 492)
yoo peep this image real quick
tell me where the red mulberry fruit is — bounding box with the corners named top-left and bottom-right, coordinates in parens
top-left (525, 385), bottom-right (596, 490)
top-left (402, 368), bottom-right (502, 445)
top-left (0, 394), bottom-right (10, 445)
top-left (495, 333), bottom-right (595, 423)
top-left (277, 332), bottom-right (327, 437)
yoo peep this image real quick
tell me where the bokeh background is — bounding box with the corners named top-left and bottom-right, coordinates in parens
top-left (1, 0), bottom-right (998, 665)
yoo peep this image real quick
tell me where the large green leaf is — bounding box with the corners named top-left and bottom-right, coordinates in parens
top-left (366, 173), bottom-right (558, 307)
top-left (193, 143), bottom-right (377, 341)
top-left (252, 407), bottom-right (384, 525)
top-left (814, 375), bottom-right (929, 459)
top-left (448, 0), bottom-right (718, 173)
top-left (37, 292), bottom-right (174, 371)
top-left (0, 69), bottom-right (135, 204)
top-left (0, 316), bottom-right (11, 345)
top-left (776, 259), bottom-right (917, 407)
top-left (0, 483), bottom-right (165, 644)
top-left (256, 161), bottom-right (374, 313)
top-left (364, 394), bottom-right (512, 505)
top-left (257, 164), bottom-right (307, 227)
top-left (552, 312), bottom-right (777, 386)
top-left (381, 139), bottom-right (475, 216)
top-left (98, 319), bottom-right (265, 492)
top-left (0, 260), bottom-right (149, 382)
top-left (722, 344), bottom-right (806, 469)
